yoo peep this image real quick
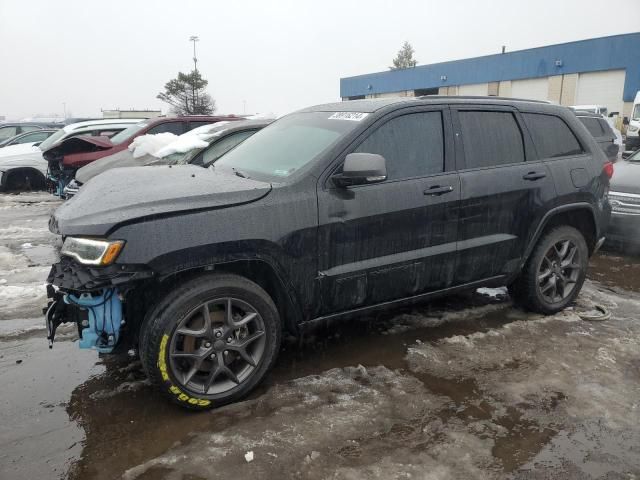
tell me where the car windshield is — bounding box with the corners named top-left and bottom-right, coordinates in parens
top-left (38, 128), bottom-right (66, 150)
top-left (108, 121), bottom-right (149, 145)
top-left (214, 112), bottom-right (361, 180)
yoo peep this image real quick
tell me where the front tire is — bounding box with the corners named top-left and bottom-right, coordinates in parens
top-left (141, 273), bottom-right (281, 410)
top-left (511, 226), bottom-right (588, 315)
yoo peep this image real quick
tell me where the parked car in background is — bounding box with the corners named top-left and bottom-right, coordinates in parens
top-left (606, 148), bottom-right (640, 252)
top-left (0, 119), bottom-right (142, 191)
top-left (0, 122), bottom-right (60, 143)
top-left (575, 111), bottom-right (619, 161)
top-left (45, 97), bottom-right (611, 409)
top-left (0, 129), bottom-right (58, 148)
top-left (44, 115), bottom-right (244, 196)
top-left (64, 119), bottom-right (272, 198)
top-left (625, 92), bottom-right (640, 152)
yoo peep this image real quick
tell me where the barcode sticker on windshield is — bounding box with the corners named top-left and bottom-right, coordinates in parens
top-left (328, 112), bottom-right (369, 121)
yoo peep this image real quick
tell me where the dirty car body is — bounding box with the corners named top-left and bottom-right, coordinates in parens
top-left (45, 97), bottom-right (611, 409)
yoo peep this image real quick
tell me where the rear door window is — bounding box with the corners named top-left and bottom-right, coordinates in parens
top-left (354, 111), bottom-right (444, 180)
top-left (458, 111), bottom-right (525, 168)
top-left (578, 117), bottom-right (604, 137)
top-left (523, 113), bottom-right (584, 159)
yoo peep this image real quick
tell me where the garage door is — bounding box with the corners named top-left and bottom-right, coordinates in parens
top-left (576, 69), bottom-right (626, 115)
top-left (511, 77), bottom-right (549, 101)
top-left (458, 83), bottom-right (488, 96)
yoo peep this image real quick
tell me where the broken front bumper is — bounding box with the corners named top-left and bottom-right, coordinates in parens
top-left (45, 257), bottom-right (153, 351)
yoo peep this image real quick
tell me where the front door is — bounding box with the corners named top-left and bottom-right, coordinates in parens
top-left (451, 106), bottom-right (556, 284)
top-left (316, 107), bottom-right (459, 315)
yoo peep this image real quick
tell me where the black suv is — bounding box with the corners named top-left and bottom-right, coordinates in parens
top-left (45, 97), bottom-right (611, 409)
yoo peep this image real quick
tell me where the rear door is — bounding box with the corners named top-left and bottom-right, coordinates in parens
top-left (451, 106), bottom-right (556, 285)
top-left (316, 107), bottom-right (459, 314)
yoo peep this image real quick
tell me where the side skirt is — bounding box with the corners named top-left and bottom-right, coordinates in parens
top-left (301, 274), bottom-right (508, 331)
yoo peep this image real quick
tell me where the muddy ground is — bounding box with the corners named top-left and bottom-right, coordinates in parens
top-left (1, 191), bottom-right (639, 480)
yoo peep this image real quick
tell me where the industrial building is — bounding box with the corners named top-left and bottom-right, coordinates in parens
top-left (340, 33), bottom-right (640, 119)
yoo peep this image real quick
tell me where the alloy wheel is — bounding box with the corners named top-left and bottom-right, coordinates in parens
top-left (537, 239), bottom-right (582, 304)
top-left (168, 297), bottom-right (266, 395)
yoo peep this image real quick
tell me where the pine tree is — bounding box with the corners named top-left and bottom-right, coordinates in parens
top-left (389, 41), bottom-right (418, 70)
top-left (157, 70), bottom-right (216, 115)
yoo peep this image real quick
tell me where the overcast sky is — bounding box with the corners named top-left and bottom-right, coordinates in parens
top-left (0, 0), bottom-right (638, 120)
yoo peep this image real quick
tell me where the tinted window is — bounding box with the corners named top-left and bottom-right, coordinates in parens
top-left (355, 112), bottom-right (444, 180)
top-left (200, 130), bottom-right (256, 166)
top-left (598, 119), bottom-right (614, 137)
top-left (19, 126), bottom-right (42, 133)
top-left (458, 111), bottom-right (524, 168)
top-left (188, 121), bottom-right (215, 130)
top-left (578, 117), bottom-right (604, 137)
top-left (523, 113), bottom-right (584, 159)
top-left (16, 131), bottom-right (51, 143)
top-left (148, 122), bottom-right (184, 135)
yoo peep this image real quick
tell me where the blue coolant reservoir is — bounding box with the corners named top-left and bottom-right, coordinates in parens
top-left (65, 289), bottom-right (123, 353)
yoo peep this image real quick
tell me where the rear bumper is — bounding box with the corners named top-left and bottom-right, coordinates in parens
top-left (605, 212), bottom-right (640, 246)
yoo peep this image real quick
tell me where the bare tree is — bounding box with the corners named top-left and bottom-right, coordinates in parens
top-left (157, 70), bottom-right (216, 115)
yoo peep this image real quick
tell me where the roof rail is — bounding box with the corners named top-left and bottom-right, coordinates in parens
top-left (416, 95), bottom-right (551, 104)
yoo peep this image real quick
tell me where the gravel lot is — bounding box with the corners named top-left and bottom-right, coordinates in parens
top-left (1, 191), bottom-right (639, 480)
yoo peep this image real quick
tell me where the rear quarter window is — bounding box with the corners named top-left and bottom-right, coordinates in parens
top-left (578, 117), bottom-right (604, 137)
top-left (523, 113), bottom-right (584, 159)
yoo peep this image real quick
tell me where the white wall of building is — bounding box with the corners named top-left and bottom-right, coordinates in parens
top-left (575, 69), bottom-right (626, 115)
top-left (510, 77), bottom-right (549, 101)
top-left (457, 83), bottom-right (488, 96)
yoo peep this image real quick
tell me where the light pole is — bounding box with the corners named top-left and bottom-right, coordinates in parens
top-left (62, 102), bottom-right (67, 120)
top-left (189, 36), bottom-right (199, 113)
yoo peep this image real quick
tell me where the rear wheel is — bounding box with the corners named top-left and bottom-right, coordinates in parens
top-left (511, 226), bottom-right (588, 314)
top-left (141, 273), bottom-right (281, 410)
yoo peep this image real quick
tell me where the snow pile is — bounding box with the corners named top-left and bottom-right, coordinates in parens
top-left (153, 134), bottom-right (209, 158)
top-left (128, 133), bottom-right (178, 158)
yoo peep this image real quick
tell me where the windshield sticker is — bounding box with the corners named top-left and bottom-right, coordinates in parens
top-left (328, 112), bottom-right (369, 121)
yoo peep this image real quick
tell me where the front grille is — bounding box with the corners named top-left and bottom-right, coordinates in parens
top-left (609, 191), bottom-right (640, 215)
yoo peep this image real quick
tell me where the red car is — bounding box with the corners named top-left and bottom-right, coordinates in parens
top-left (44, 115), bottom-right (242, 196)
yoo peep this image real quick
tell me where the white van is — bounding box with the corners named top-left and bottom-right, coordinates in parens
top-left (625, 92), bottom-right (640, 151)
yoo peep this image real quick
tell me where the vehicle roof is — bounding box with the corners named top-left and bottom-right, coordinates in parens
top-left (574, 110), bottom-right (605, 118)
top-left (145, 115), bottom-right (245, 125)
top-left (63, 118), bottom-right (144, 132)
top-left (300, 96), bottom-right (557, 114)
top-left (0, 122), bottom-right (54, 127)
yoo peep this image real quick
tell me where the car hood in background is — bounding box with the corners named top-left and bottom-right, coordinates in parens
top-left (0, 151), bottom-right (47, 172)
top-left (0, 143), bottom-right (41, 158)
top-left (610, 161), bottom-right (640, 195)
top-left (75, 149), bottom-right (142, 184)
top-left (42, 136), bottom-right (114, 161)
top-left (51, 165), bottom-right (272, 236)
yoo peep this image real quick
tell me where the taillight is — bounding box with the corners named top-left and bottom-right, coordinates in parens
top-left (603, 161), bottom-right (614, 179)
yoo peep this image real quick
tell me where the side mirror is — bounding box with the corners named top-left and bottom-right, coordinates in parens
top-left (32, 141), bottom-right (42, 147)
top-left (623, 117), bottom-right (630, 126)
top-left (332, 153), bottom-right (387, 188)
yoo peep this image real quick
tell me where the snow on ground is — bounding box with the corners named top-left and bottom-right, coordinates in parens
top-left (0, 192), bottom-right (60, 323)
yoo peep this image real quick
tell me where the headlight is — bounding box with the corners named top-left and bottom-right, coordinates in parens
top-left (61, 237), bottom-right (125, 266)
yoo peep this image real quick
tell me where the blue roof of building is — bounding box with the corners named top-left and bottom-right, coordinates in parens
top-left (340, 33), bottom-right (640, 102)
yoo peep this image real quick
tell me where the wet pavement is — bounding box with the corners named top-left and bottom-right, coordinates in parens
top-left (1, 191), bottom-right (640, 479)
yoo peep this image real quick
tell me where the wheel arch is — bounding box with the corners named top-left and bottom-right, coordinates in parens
top-left (147, 258), bottom-right (303, 336)
top-left (522, 203), bottom-right (598, 269)
top-left (1, 167), bottom-right (47, 190)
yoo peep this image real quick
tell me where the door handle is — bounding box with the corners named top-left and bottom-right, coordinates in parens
top-left (424, 185), bottom-right (454, 196)
top-left (522, 172), bottom-right (546, 181)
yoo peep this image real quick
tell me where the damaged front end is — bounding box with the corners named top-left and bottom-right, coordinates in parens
top-left (44, 254), bottom-right (153, 353)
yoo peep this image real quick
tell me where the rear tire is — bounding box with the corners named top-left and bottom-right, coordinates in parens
top-left (140, 273), bottom-right (281, 410)
top-left (511, 226), bottom-right (588, 315)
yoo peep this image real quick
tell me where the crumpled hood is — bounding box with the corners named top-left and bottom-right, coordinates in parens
top-left (75, 149), bottom-right (142, 184)
top-left (0, 151), bottom-right (47, 173)
top-left (610, 161), bottom-right (640, 195)
top-left (43, 135), bottom-right (113, 162)
top-left (51, 165), bottom-right (272, 236)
